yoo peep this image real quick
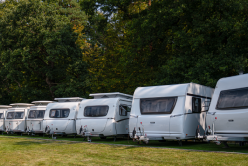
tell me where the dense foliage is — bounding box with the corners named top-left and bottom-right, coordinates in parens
top-left (0, 0), bottom-right (89, 103)
top-left (0, 0), bottom-right (247, 104)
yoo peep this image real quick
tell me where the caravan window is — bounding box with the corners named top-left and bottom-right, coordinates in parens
top-left (192, 98), bottom-right (202, 113)
top-left (0, 113), bottom-right (3, 119)
top-left (15, 112), bottom-right (24, 119)
top-left (36, 110), bottom-right (45, 118)
top-left (84, 106), bottom-right (109, 117)
top-left (140, 97), bottom-right (177, 114)
top-left (7, 112), bottom-right (14, 119)
top-left (217, 87), bottom-right (248, 110)
top-left (28, 110), bottom-right (36, 118)
top-left (6, 112), bottom-right (24, 119)
top-left (28, 110), bottom-right (45, 118)
top-left (49, 109), bottom-right (70, 118)
top-left (119, 105), bottom-right (131, 116)
top-left (61, 109), bottom-right (70, 118)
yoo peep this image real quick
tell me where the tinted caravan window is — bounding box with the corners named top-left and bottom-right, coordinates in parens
top-left (36, 110), bottom-right (45, 118)
top-left (49, 109), bottom-right (70, 118)
top-left (217, 87), bottom-right (248, 109)
top-left (7, 112), bottom-right (24, 119)
top-left (28, 110), bottom-right (36, 118)
top-left (15, 112), bottom-right (24, 119)
top-left (140, 97), bottom-right (177, 114)
top-left (192, 97), bottom-right (201, 113)
top-left (84, 106), bottom-right (109, 117)
top-left (0, 113), bottom-right (3, 119)
top-left (28, 110), bottom-right (45, 119)
top-left (119, 105), bottom-right (131, 116)
top-left (7, 112), bottom-right (14, 119)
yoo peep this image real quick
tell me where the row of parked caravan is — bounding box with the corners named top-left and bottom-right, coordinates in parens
top-left (0, 93), bottom-right (132, 141)
top-left (0, 74), bottom-right (247, 145)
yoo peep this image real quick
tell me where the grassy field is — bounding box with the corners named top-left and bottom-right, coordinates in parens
top-left (0, 137), bottom-right (248, 165)
top-left (1, 134), bottom-right (248, 154)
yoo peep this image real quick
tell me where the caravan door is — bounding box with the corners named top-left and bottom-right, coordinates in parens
top-left (136, 97), bottom-right (177, 139)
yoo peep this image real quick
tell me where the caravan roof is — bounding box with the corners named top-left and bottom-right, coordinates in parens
top-left (216, 73), bottom-right (248, 90)
top-left (0, 105), bottom-right (12, 109)
top-left (134, 83), bottom-right (213, 99)
top-left (90, 92), bottom-right (133, 100)
top-left (31, 101), bottom-right (53, 106)
top-left (9, 103), bottom-right (34, 108)
top-left (54, 97), bottom-right (84, 102)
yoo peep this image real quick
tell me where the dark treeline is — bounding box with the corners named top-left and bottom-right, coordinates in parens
top-left (0, 0), bottom-right (247, 104)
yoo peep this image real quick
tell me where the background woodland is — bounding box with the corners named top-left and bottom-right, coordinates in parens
top-left (0, 0), bottom-right (247, 104)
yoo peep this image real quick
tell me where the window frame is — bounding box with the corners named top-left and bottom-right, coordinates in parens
top-left (15, 112), bottom-right (24, 119)
top-left (0, 113), bottom-right (4, 119)
top-left (6, 112), bottom-right (15, 119)
top-left (140, 97), bottom-right (178, 115)
top-left (28, 110), bottom-right (36, 119)
top-left (216, 87), bottom-right (248, 110)
top-left (84, 105), bottom-right (109, 117)
top-left (36, 110), bottom-right (45, 119)
top-left (6, 112), bottom-right (25, 119)
top-left (192, 97), bottom-right (202, 113)
top-left (119, 105), bottom-right (130, 116)
top-left (28, 110), bottom-right (45, 119)
top-left (49, 108), bottom-right (70, 118)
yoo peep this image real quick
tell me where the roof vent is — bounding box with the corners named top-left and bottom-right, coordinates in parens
top-left (90, 92), bottom-right (133, 100)
top-left (31, 101), bottom-right (53, 106)
top-left (54, 97), bottom-right (84, 102)
top-left (10, 103), bottom-right (34, 108)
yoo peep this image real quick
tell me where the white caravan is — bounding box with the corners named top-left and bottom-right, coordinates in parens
top-left (43, 97), bottom-right (83, 136)
top-left (129, 83), bottom-right (214, 144)
top-left (76, 92), bottom-right (132, 141)
top-left (0, 105), bottom-right (12, 134)
top-left (197, 74), bottom-right (248, 145)
top-left (26, 101), bottom-right (53, 136)
top-left (5, 103), bottom-right (34, 135)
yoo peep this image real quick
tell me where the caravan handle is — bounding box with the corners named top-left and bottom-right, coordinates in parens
top-left (170, 114), bottom-right (183, 118)
top-left (130, 114), bottom-right (138, 118)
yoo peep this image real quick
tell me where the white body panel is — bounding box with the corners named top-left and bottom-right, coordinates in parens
top-left (27, 108), bottom-right (45, 133)
top-left (76, 98), bottom-right (132, 137)
top-left (27, 101), bottom-right (53, 134)
top-left (206, 74), bottom-right (248, 141)
top-left (43, 102), bottom-right (81, 135)
top-left (129, 83), bottom-right (214, 140)
top-left (0, 106), bottom-right (12, 132)
top-left (5, 104), bottom-right (33, 133)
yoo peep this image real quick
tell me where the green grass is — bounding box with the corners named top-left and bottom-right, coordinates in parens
top-left (0, 137), bottom-right (248, 165)
top-left (1, 133), bottom-right (248, 154)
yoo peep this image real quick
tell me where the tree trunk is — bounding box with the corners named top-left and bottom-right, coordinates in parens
top-left (46, 77), bottom-right (55, 99)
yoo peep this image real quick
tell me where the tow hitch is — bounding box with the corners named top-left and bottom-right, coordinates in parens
top-left (132, 126), bottom-right (149, 144)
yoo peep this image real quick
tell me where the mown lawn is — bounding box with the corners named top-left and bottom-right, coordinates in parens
top-left (1, 134), bottom-right (248, 153)
top-left (0, 137), bottom-right (248, 165)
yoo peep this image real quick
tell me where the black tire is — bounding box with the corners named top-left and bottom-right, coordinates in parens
top-left (100, 137), bottom-right (106, 139)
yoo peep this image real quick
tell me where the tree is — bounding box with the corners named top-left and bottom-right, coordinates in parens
top-left (126, 0), bottom-right (248, 87)
top-left (80, 0), bottom-right (155, 95)
top-left (0, 0), bottom-right (89, 103)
